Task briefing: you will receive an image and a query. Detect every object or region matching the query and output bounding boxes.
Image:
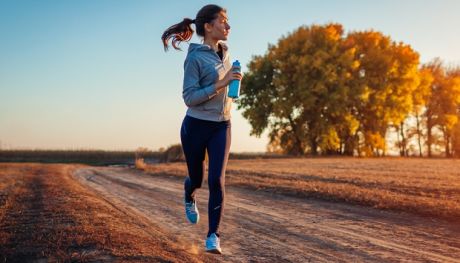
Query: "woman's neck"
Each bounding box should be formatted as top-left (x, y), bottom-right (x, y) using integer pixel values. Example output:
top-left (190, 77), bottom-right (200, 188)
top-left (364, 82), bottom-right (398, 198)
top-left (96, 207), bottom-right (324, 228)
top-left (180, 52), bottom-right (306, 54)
top-left (203, 38), bottom-right (219, 52)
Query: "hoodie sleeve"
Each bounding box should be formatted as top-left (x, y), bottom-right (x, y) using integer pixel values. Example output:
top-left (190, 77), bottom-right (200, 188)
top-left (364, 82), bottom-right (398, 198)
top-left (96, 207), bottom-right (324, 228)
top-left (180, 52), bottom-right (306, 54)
top-left (182, 56), bottom-right (219, 107)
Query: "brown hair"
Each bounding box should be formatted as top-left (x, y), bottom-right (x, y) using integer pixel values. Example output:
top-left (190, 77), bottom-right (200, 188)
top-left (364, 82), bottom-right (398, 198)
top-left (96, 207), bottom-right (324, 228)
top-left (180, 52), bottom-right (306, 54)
top-left (161, 4), bottom-right (226, 51)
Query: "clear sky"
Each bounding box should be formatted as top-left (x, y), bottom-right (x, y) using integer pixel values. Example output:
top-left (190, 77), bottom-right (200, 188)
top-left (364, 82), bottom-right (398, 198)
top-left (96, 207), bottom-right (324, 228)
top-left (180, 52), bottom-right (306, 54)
top-left (1, 0), bottom-right (459, 152)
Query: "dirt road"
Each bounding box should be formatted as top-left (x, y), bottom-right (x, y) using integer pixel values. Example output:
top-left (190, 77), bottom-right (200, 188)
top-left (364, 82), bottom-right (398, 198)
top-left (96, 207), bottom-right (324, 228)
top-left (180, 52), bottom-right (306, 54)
top-left (73, 166), bottom-right (460, 262)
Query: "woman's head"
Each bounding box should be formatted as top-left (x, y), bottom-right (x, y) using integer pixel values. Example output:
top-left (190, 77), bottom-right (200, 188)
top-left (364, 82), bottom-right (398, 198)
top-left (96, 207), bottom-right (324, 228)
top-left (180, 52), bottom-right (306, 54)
top-left (161, 4), bottom-right (230, 51)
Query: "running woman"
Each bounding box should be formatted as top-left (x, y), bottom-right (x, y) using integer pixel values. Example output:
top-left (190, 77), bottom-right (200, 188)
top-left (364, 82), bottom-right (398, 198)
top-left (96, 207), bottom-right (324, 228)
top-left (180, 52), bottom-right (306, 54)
top-left (161, 4), bottom-right (242, 254)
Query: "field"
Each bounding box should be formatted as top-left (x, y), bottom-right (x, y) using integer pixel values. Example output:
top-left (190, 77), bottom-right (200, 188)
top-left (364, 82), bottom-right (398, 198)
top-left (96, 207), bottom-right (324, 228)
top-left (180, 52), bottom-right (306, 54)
top-left (143, 157), bottom-right (460, 221)
top-left (1, 158), bottom-right (460, 262)
top-left (0, 163), bottom-right (205, 262)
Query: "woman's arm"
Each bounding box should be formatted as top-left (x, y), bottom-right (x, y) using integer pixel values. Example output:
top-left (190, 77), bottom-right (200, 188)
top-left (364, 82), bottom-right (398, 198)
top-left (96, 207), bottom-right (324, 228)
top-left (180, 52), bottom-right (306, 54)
top-left (182, 57), bottom-right (242, 107)
top-left (182, 57), bottom-right (219, 107)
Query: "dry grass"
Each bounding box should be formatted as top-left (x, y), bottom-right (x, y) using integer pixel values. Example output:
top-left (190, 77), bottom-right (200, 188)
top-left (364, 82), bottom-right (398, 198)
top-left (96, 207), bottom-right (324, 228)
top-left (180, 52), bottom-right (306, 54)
top-left (0, 163), bottom-right (208, 262)
top-left (135, 158), bottom-right (148, 170)
top-left (142, 157), bottom-right (460, 222)
top-left (0, 149), bottom-right (161, 165)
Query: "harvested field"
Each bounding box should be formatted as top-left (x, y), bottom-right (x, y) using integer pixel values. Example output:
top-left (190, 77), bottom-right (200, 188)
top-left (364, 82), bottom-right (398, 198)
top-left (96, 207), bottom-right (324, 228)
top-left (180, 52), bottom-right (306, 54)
top-left (143, 158), bottom-right (460, 221)
top-left (1, 159), bottom-right (460, 262)
top-left (0, 163), bottom-right (211, 262)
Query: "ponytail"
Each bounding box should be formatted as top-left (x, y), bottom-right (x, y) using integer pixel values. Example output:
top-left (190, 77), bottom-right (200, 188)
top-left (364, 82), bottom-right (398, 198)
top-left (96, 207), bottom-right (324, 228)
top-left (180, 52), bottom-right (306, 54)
top-left (161, 18), bottom-right (195, 51)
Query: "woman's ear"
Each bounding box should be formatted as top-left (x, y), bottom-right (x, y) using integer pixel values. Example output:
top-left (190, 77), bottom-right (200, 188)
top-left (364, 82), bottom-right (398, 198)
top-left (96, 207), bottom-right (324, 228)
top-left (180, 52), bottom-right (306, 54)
top-left (204, 22), bottom-right (213, 34)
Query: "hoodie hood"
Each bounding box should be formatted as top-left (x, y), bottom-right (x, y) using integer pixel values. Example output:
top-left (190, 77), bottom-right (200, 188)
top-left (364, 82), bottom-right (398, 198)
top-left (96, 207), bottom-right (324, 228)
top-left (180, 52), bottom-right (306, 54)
top-left (187, 42), bottom-right (228, 59)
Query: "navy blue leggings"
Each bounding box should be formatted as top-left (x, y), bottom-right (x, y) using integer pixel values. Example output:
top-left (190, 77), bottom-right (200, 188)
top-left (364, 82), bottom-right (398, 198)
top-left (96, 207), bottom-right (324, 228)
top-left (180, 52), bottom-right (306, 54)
top-left (180, 115), bottom-right (231, 237)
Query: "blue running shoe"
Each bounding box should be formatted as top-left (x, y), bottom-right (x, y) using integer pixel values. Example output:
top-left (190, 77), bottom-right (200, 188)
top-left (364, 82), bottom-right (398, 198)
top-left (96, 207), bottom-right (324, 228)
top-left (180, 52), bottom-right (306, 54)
top-left (184, 198), bottom-right (199, 224)
top-left (205, 233), bottom-right (222, 254)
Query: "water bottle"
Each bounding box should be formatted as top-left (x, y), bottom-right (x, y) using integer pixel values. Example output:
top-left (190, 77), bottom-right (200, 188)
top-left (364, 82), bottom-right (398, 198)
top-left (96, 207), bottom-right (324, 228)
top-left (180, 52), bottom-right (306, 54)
top-left (228, 60), bottom-right (241, 98)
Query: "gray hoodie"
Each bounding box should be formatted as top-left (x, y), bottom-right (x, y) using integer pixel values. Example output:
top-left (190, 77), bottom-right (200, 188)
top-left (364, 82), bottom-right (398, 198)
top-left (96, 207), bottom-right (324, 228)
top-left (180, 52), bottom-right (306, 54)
top-left (182, 42), bottom-right (233, 122)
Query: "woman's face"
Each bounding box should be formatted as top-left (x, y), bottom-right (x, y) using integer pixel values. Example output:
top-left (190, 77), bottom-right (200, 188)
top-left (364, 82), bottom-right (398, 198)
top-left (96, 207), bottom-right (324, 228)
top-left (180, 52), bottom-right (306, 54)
top-left (206, 11), bottom-right (231, 41)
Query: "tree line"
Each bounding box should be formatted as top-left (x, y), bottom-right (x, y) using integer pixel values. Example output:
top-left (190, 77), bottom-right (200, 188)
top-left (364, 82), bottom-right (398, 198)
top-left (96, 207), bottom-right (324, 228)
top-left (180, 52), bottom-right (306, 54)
top-left (239, 23), bottom-right (460, 157)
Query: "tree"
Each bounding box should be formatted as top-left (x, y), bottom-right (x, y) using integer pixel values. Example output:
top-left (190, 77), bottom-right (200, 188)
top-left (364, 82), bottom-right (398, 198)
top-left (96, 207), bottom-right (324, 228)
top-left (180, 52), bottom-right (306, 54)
top-left (344, 31), bottom-right (420, 156)
top-left (452, 121), bottom-right (460, 157)
top-left (161, 144), bottom-right (184, 162)
top-left (424, 60), bottom-right (460, 157)
top-left (239, 23), bottom-right (357, 155)
top-left (449, 67), bottom-right (460, 157)
top-left (410, 66), bottom-right (433, 156)
top-left (440, 67), bottom-right (460, 156)
top-left (424, 59), bottom-right (444, 157)
top-left (240, 24), bottom-right (421, 156)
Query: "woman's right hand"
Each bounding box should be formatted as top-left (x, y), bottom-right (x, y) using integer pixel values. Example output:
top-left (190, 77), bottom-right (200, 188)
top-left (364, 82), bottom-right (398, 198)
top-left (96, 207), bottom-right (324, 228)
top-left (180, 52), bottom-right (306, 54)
top-left (216, 66), bottom-right (243, 92)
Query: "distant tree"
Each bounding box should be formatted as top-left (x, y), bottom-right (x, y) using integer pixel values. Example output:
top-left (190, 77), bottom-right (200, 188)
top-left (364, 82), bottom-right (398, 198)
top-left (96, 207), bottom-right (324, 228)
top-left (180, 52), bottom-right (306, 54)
top-left (238, 23), bottom-right (459, 158)
top-left (424, 60), bottom-right (460, 157)
top-left (449, 67), bottom-right (460, 157)
top-left (394, 65), bottom-right (434, 157)
top-left (424, 59), bottom-right (444, 157)
top-left (441, 66), bottom-right (460, 156)
top-left (161, 144), bottom-right (185, 162)
top-left (239, 23), bottom-right (358, 155)
top-left (452, 121), bottom-right (460, 157)
top-left (344, 31), bottom-right (420, 156)
top-left (135, 147), bottom-right (151, 160)
top-left (410, 66), bottom-right (433, 156)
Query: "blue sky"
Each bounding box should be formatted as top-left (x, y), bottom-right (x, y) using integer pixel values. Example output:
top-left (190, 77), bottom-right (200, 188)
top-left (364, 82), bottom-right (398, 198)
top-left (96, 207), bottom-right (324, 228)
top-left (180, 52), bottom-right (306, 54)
top-left (1, 0), bottom-right (459, 151)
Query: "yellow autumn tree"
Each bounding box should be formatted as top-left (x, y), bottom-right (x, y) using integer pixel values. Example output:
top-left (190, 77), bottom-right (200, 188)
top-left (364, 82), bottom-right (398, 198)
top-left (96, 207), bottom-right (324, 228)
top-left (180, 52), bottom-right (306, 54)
top-left (240, 24), bottom-right (420, 157)
top-left (344, 31), bottom-right (420, 156)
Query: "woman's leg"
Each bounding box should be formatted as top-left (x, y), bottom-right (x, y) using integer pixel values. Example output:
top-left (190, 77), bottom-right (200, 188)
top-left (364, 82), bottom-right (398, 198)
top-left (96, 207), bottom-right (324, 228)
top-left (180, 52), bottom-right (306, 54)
top-left (206, 120), bottom-right (231, 237)
top-left (180, 116), bottom-right (207, 202)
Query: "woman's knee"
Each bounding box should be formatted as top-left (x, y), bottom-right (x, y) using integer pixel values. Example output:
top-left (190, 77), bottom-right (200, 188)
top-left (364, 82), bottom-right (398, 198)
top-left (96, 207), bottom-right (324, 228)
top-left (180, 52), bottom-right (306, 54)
top-left (185, 175), bottom-right (203, 190)
top-left (208, 175), bottom-right (224, 192)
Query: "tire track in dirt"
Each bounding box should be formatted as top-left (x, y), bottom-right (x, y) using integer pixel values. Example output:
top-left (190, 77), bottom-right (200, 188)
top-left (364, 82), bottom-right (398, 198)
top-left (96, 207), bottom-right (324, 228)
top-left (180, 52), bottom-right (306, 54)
top-left (1, 171), bottom-right (48, 261)
top-left (73, 167), bottom-right (460, 263)
top-left (74, 168), bottom-right (323, 262)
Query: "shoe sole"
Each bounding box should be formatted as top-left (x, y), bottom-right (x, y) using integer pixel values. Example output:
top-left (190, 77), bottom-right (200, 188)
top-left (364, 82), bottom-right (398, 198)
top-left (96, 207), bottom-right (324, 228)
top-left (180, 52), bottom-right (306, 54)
top-left (205, 248), bottom-right (222, 254)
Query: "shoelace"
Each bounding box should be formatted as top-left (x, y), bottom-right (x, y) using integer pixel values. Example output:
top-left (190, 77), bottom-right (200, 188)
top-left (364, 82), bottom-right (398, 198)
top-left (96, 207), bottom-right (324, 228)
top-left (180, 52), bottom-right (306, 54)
top-left (207, 235), bottom-right (220, 247)
top-left (185, 202), bottom-right (197, 214)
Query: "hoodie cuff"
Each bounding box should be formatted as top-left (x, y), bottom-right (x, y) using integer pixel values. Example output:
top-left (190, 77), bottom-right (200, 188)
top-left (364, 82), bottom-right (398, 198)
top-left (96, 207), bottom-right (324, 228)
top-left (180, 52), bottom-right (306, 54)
top-left (203, 84), bottom-right (218, 99)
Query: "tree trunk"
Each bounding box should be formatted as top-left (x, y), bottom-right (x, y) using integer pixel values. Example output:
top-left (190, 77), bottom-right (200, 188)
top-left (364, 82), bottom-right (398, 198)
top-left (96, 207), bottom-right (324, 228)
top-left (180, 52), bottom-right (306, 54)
top-left (310, 139), bottom-right (318, 155)
top-left (427, 116), bottom-right (433, 157)
top-left (415, 113), bottom-right (423, 157)
top-left (445, 133), bottom-right (451, 157)
top-left (400, 122), bottom-right (407, 157)
top-left (396, 126), bottom-right (403, 156)
top-left (288, 116), bottom-right (305, 156)
top-left (343, 135), bottom-right (355, 156)
top-left (339, 138), bottom-right (344, 155)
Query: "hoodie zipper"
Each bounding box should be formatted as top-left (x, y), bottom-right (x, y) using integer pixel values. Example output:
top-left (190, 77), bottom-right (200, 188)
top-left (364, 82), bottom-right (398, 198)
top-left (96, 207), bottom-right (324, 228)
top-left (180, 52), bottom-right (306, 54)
top-left (214, 45), bottom-right (227, 121)
top-left (221, 58), bottom-right (227, 121)
top-left (205, 43), bottom-right (228, 121)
